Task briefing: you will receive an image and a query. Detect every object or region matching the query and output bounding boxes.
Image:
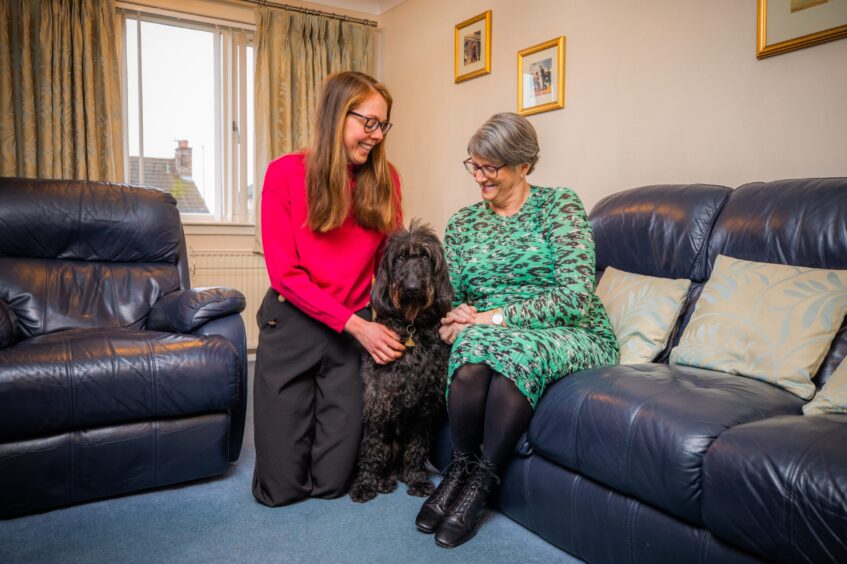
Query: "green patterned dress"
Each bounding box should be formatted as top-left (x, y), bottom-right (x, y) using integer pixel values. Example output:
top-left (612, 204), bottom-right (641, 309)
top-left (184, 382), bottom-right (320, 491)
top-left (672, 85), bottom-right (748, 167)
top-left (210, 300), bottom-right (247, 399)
top-left (445, 186), bottom-right (619, 409)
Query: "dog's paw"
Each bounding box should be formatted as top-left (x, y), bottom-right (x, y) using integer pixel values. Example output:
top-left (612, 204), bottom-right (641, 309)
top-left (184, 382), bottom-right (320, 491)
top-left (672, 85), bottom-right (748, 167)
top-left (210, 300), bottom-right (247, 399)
top-left (349, 482), bottom-right (378, 503)
top-left (376, 478), bottom-right (397, 494)
top-left (406, 480), bottom-right (436, 497)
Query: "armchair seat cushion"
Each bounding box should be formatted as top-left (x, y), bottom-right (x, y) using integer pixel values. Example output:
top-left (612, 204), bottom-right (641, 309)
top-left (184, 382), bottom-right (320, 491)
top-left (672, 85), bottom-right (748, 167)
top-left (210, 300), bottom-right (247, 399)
top-left (529, 364), bottom-right (805, 525)
top-left (0, 328), bottom-right (240, 442)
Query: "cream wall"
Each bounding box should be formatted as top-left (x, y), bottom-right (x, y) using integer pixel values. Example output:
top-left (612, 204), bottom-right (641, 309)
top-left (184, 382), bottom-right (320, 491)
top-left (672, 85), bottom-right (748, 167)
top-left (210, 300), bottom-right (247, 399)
top-left (377, 0), bottom-right (847, 236)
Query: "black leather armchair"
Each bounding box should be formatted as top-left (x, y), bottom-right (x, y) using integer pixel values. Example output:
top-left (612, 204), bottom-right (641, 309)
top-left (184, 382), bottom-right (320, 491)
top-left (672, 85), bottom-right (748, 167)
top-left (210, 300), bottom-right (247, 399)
top-left (0, 178), bottom-right (247, 518)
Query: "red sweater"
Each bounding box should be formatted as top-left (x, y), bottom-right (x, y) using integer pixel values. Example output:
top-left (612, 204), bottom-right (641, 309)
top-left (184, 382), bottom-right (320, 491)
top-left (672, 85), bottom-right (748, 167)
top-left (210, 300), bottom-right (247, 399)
top-left (261, 152), bottom-right (401, 332)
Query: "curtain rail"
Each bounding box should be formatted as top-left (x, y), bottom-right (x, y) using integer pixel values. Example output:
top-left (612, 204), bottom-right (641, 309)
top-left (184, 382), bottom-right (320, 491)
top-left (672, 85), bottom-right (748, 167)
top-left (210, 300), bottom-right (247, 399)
top-left (115, 1), bottom-right (378, 29)
top-left (243, 0), bottom-right (378, 27)
top-left (116, 1), bottom-right (256, 30)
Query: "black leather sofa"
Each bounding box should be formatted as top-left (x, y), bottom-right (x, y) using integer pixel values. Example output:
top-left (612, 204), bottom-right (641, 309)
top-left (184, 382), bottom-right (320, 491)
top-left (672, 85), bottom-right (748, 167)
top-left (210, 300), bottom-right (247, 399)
top-left (0, 178), bottom-right (248, 518)
top-left (436, 177), bottom-right (847, 563)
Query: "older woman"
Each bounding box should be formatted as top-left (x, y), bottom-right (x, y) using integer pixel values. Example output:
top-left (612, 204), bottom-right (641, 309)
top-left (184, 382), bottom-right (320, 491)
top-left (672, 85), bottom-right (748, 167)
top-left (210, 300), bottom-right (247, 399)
top-left (415, 113), bottom-right (619, 548)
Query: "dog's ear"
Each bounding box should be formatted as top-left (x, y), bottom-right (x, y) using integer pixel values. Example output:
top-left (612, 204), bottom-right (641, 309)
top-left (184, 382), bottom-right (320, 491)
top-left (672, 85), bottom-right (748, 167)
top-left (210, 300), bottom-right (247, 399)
top-left (432, 238), bottom-right (454, 317)
top-left (371, 243), bottom-right (393, 317)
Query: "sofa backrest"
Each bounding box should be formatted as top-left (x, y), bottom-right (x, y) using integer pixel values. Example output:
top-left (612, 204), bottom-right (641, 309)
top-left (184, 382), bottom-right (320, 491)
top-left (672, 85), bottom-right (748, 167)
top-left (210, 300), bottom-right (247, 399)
top-left (703, 177), bottom-right (847, 387)
top-left (590, 184), bottom-right (732, 363)
top-left (591, 184), bottom-right (732, 280)
top-left (0, 178), bottom-right (191, 338)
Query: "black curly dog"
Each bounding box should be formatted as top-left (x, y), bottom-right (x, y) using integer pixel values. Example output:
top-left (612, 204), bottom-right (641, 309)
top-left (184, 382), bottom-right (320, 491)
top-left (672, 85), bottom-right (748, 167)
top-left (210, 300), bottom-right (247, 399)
top-left (349, 221), bottom-right (453, 503)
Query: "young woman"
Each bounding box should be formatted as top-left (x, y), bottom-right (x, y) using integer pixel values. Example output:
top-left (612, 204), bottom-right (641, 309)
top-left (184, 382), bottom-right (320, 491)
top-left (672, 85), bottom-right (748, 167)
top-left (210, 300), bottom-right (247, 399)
top-left (253, 71), bottom-right (404, 507)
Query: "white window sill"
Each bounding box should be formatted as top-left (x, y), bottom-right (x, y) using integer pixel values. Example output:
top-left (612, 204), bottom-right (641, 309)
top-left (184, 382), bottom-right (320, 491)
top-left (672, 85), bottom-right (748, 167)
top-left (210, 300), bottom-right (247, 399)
top-left (183, 222), bottom-right (255, 236)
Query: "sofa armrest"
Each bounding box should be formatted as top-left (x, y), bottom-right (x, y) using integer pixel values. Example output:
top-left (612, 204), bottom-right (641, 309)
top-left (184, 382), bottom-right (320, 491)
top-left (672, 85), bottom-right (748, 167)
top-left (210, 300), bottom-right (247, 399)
top-left (148, 287), bottom-right (246, 334)
top-left (0, 300), bottom-right (17, 349)
top-left (703, 414), bottom-right (847, 563)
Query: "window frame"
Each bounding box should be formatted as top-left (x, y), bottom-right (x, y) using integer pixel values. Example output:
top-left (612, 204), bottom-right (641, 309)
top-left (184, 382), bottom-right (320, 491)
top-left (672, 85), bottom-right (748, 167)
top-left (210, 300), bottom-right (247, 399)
top-left (119, 7), bottom-right (255, 225)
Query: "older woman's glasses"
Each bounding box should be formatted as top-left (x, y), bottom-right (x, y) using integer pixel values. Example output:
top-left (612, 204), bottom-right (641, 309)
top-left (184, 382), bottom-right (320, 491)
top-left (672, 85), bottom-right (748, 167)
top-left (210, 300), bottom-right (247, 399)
top-left (348, 110), bottom-right (393, 134)
top-left (463, 158), bottom-right (507, 179)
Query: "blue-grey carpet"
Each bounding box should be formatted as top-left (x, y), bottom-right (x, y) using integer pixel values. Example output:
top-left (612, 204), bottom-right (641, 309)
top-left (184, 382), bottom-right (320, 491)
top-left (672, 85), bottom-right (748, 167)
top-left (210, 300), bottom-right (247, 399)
top-left (0, 363), bottom-right (578, 563)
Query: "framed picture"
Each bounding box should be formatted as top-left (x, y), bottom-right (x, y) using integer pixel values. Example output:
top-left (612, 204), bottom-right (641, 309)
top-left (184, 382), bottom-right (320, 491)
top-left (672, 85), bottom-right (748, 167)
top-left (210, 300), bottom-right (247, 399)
top-left (757, 0), bottom-right (847, 59)
top-left (455, 11), bottom-right (492, 83)
top-left (517, 36), bottom-right (565, 116)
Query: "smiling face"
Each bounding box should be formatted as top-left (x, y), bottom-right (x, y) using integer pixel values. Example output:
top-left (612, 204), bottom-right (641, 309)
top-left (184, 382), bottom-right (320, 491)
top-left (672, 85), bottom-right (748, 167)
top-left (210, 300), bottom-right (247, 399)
top-left (343, 92), bottom-right (388, 165)
top-left (468, 154), bottom-right (530, 209)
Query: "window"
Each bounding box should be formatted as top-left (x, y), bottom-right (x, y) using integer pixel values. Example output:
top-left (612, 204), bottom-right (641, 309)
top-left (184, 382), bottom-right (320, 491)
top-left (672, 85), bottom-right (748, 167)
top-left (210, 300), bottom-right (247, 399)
top-left (122, 11), bottom-right (254, 223)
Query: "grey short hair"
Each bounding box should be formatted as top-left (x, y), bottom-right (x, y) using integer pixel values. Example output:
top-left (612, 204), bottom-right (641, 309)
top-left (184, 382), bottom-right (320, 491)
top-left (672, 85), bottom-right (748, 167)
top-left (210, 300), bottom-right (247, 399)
top-left (467, 112), bottom-right (540, 174)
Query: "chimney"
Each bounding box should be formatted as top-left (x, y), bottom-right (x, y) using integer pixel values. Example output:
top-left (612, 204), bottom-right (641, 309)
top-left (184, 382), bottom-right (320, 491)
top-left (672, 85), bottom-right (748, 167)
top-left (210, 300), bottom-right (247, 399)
top-left (174, 140), bottom-right (193, 178)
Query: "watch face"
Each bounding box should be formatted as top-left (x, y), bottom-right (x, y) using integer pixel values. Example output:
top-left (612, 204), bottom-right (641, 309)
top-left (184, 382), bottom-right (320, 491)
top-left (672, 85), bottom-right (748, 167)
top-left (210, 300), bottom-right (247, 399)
top-left (492, 312), bottom-right (503, 326)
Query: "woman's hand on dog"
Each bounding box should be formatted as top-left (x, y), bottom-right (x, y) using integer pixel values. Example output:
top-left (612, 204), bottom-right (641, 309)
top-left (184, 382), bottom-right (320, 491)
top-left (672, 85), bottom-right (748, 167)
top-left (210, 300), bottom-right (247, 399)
top-left (345, 314), bottom-right (405, 364)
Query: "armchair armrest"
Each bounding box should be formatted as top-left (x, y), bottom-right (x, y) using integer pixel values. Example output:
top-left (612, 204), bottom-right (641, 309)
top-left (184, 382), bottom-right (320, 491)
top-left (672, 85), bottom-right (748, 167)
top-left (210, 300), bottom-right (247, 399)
top-left (148, 287), bottom-right (246, 334)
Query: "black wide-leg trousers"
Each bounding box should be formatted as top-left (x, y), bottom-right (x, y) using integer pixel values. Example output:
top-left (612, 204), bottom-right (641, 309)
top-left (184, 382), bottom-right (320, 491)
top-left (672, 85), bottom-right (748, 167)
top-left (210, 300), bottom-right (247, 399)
top-left (252, 288), bottom-right (367, 507)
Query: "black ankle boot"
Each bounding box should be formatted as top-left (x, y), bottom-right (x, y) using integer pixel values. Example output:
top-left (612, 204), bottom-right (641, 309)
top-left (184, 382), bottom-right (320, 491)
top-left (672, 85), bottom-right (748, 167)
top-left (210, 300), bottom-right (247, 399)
top-left (434, 455), bottom-right (500, 548)
top-left (415, 451), bottom-right (474, 534)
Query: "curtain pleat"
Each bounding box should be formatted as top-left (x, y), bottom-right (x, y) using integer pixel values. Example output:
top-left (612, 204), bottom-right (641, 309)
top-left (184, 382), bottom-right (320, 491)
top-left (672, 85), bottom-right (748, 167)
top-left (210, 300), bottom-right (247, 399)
top-left (0, 0), bottom-right (123, 181)
top-left (252, 5), bottom-right (376, 253)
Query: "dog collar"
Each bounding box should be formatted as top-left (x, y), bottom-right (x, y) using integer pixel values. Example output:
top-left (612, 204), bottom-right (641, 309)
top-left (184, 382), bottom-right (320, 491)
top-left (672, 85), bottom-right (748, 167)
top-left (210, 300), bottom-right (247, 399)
top-left (403, 325), bottom-right (416, 348)
top-left (371, 309), bottom-right (417, 348)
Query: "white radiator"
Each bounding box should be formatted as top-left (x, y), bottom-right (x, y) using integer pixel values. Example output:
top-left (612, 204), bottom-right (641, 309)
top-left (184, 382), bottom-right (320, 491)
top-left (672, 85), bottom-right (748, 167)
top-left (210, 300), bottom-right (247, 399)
top-left (189, 250), bottom-right (268, 350)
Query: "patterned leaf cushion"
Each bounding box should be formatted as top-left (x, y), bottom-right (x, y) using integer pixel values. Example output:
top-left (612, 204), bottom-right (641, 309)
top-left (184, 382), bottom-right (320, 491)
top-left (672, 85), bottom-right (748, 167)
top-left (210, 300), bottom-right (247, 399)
top-left (670, 255), bottom-right (847, 399)
top-left (803, 358), bottom-right (847, 415)
top-left (595, 267), bottom-right (691, 364)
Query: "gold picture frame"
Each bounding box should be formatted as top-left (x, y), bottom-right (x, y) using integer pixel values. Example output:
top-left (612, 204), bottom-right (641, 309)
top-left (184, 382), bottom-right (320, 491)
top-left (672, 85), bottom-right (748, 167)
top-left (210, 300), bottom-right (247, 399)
top-left (757, 0), bottom-right (847, 59)
top-left (517, 36), bottom-right (565, 116)
top-left (455, 11), bottom-right (492, 83)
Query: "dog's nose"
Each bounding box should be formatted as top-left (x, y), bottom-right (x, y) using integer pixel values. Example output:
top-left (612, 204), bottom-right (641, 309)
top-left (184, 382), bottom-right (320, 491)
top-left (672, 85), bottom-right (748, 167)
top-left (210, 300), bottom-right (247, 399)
top-left (405, 282), bottom-right (421, 295)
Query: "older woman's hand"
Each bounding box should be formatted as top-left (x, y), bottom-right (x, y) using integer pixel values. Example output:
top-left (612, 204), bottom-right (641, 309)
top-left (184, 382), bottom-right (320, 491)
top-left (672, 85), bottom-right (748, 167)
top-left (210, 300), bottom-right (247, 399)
top-left (441, 303), bottom-right (477, 326)
top-left (439, 303), bottom-right (476, 344)
top-left (439, 321), bottom-right (471, 345)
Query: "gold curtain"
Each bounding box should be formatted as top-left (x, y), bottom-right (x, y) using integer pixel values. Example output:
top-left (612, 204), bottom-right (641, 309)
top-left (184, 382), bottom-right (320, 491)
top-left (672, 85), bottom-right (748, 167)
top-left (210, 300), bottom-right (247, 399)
top-left (0, 0), bottom-right (123, 181)
top-left (253, 6), bottom-right (376, 253)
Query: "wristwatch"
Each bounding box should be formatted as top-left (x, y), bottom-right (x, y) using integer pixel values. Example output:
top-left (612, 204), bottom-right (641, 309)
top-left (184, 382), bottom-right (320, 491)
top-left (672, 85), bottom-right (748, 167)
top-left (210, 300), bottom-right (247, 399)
top-left (491, 308), bottom-right (505, 326)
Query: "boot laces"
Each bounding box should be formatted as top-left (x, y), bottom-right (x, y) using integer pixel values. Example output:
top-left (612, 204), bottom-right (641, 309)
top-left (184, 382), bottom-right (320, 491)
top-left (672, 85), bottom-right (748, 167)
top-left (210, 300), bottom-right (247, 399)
top-left (440, 452), bottom-right (473, 479)
top-left (451, 456), bottom-right (500, 516)
top-left (430, 452), bottom-right (474, 505)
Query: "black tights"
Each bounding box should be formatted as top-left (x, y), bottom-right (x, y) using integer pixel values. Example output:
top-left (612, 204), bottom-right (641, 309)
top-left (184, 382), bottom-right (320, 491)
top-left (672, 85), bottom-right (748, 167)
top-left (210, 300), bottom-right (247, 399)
top-left (447, 363), bottom-right (533, 472)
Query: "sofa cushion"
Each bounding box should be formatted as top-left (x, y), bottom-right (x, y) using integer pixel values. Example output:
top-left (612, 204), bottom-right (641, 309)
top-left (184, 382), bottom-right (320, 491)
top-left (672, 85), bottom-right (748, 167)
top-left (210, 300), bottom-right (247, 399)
top-left (595, 267), bottom-right (691, 363)
top-left (671, 255), bottom-right (847, 399)
top-left (0, 328), bottom-right (240, 441)
top-left (706, 177), bottom-right (847, 386)
top-left (529, 364), bottom-right (804, 525)
top-left (702, 414), bottom-right (847, 564)
top-left (804, 358), bottom-right (847, 415)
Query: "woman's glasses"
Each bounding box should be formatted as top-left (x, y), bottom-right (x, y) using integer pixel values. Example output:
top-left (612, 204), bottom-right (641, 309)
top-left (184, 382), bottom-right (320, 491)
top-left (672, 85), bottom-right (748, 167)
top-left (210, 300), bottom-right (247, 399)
top-left (348, 110), bottom-right (393, 134)
top-left (463, 158), bottom-right (507, 179)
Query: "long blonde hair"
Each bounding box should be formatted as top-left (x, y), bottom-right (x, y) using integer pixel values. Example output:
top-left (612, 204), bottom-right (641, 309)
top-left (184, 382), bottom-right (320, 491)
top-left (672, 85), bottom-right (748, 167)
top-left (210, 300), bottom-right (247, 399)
top-left (306, 71), bottom-right (400, 234)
